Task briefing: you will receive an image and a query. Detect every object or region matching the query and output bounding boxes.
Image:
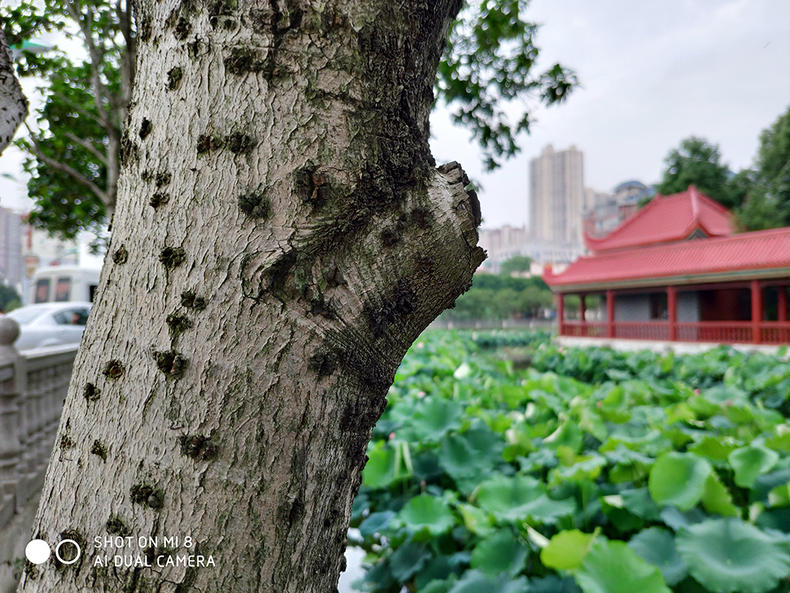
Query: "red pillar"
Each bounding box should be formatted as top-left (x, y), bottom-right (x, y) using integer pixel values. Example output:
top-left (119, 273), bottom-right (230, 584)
top-left (580, 294), bottom-right (586, 323)
top-left (606, 290), bottom-right (615, 338)
top-left (779, 286), bottom-right (787, 323)
top-left (751, 280), bottom-right (762, 343)
top-left (667, 285), bottom-right (677, 341)
top-left (557, 293), bottom-right (565, 335)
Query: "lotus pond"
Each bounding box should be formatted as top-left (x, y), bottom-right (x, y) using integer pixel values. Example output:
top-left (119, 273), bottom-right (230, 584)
top-left (351, 330), bottom-right (790, 593)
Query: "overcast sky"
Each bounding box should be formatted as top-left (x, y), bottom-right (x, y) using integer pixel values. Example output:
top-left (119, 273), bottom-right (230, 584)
top-left (1, 0), bottom-right (789, 233)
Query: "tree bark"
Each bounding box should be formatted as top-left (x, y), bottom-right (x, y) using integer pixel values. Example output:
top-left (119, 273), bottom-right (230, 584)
top-left (19, 1), bottom-right (483, 592)
top-left (0, 29), bottom-right (27, 155)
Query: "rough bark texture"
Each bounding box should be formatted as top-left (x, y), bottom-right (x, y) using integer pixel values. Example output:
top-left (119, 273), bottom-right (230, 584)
top-left (0, 29), bottom-right (27, 155)
top-left (19, 1), bottom-right (484, 592)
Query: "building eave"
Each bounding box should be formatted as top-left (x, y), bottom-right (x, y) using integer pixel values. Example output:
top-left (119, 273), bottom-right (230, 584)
top-left (548, 267), bottom-right (790, 293)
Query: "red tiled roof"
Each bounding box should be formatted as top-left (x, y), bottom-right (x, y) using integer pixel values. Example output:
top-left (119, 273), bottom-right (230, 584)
top-left (545, 227), bottom-right (790, 289)
top-left (585, 186), bottom-right (734, 252)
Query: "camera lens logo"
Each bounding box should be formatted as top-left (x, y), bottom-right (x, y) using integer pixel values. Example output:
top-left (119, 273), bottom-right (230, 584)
top-left (55, 539), bottom-right (82, 564)
top-left (24, 540), bottom-right (50, 565)
top-left (25, 539), bottom-right (82, 565)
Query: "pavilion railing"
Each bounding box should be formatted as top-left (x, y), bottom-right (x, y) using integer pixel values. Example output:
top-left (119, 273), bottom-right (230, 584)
top-left (0, 317), bottom-right (77, 531)
top-left (560, 320), bottom-right (790, 345)
top-left (761, 323), bottom-right (790, 345)
top-left (559, 321), bottom-right (607, 337)
top-left (614, 322), bottom-right (671, 341)
top-left (675, 322), bottom-right (753, 344)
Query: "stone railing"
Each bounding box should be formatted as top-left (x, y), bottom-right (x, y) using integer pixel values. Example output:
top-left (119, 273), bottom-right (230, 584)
top-left (0, 316), bottom-right (78, 530)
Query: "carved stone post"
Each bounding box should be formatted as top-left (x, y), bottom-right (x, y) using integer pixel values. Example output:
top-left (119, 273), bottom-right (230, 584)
top-left (0, 316), bottom-right (21, 526)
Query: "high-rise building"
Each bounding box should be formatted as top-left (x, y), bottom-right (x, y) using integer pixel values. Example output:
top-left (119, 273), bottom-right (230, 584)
top-left (529, 145), bottom-right (585, 246)
top-left (0, 206), bottom-right (23, 288)
top-left (583, 180), bottom-right (654, 237)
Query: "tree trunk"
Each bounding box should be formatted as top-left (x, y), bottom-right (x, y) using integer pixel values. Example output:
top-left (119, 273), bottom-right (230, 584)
top-left (19, 1), bottom-right (483, 592)
top-left (0, 29), bottom-right (27, 155)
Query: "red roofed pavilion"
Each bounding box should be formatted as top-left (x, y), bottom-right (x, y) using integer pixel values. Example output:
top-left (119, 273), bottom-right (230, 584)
top-left (544, 186), bottom-right (790, 345)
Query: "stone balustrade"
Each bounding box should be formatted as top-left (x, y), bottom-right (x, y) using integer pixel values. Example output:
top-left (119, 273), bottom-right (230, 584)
top-left (0, 316), bottom-right (78, 530)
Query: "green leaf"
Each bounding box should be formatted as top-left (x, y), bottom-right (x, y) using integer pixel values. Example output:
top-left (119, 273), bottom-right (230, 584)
top-left (628, 527), bottom-right (687, 586)
top-left (529, 575), bottom-right (583, 593)
top-left (420, 580), bottom-right (451, 593)
top-left (620, 488), bottom-right (662, 521)
top-left (359, 511), bottom-right (396, 538)
top-left (458, 503), bottom-right (496, 537)
top-left (543, 420), bottom-right (583, 453)
top-left (649, 452), bottom-right (712, 510)
top-left (768, 482), bottom-right (790, 507)
top-left (476, 475), bottom-right (575, 524)
top-left (402, 398), bottom-right (464, 442)
top-left (575, 539), bottom-right (671, 593)
top-left (415, 555), bottom-right (455, 591)
top-left (447, 570), bottom-right (529, 593)
top-left (660, 507), bottom-right (706, 531)
top-left (701, 472), bottom-right (739, 517)
top-left (470, 529), bottom-right (528, 577)
top-left (541, 529), bottom-right (595, 571)
top-left (389, 541), bottom-right (431, 582)
top-left (729, 445), bottom-right (779, 488)
top-left (552, 455), bottom-right (606, 484)
top-left (439, 424), bottom-right (504, 494)
top-left (362, 442), bottom-right (409, 489)
top-left (399, 495), bottom-right (456, 536)
top-left (688, 436), bottom-right (739, 462)
top-left (676, 518), bottom-right (790, 593)
top-left (765, 431), bottom-right (790, 453)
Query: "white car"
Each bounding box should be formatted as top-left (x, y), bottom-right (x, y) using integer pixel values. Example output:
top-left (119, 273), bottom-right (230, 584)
top-left (5, 302), bottom-right (92, 351)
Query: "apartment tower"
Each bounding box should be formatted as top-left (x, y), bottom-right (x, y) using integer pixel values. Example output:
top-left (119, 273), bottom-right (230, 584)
top-left (529, 145), bottom-right (585, 246)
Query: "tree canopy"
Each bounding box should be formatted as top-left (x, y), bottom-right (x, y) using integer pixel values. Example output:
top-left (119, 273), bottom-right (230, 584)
top-left (655, 107), bottom-right (790, 232)
top-left (500, 254), bottom-right (533, 275)
top-left (0, 283), bottom-right (21, 312)
top-left (2, 0), bottom-right (577, 240)
top-left (1, 0), bottom-right (135, 241)
top-left (656, 136), bottom-right (740, 209)
top-left (441, 269), bottom-right (553, 321)
top-left (737, 105), bottom-right (790, 230)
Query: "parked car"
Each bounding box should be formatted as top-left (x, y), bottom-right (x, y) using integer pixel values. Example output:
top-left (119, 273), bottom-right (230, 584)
top-left (5, 302), bottom-right (92, 350)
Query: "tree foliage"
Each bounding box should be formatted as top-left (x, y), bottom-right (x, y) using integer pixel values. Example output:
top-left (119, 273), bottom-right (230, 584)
top-left (656, 137), bottom-right (740, 209)
top-left (500, 255), bottom-right (533, 275)
top-left (0, 283), bottom-right (22, 312)
top-left (736, 105), bottom-right (790, 230)
top-left (655, 107), bottom-right (790, 232)
top-left (438, 0), bottom-right (578, 170)
top-left (442, 271), bottom-right (553, 320)
top-left (2, 0), bottom-right (576, 239)
top-left (1, 0), bottom-right (135, 240)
